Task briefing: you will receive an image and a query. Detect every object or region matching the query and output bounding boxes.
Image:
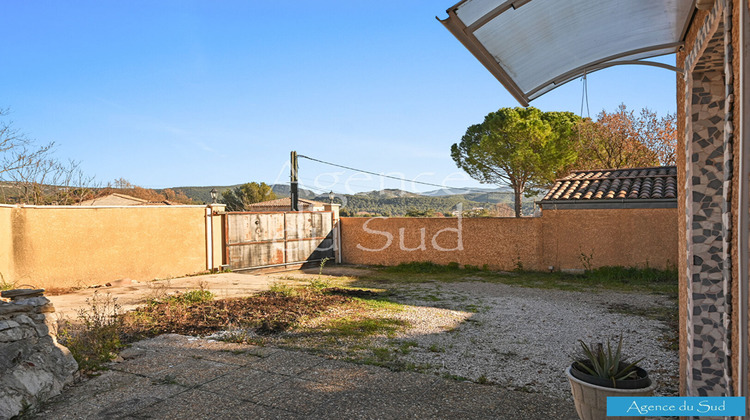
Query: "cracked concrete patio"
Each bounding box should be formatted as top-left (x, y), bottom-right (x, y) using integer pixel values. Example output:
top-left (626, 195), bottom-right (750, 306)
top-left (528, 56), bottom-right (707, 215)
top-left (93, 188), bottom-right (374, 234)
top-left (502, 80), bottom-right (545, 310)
top-left (38, 334), bottom-right (578, 419)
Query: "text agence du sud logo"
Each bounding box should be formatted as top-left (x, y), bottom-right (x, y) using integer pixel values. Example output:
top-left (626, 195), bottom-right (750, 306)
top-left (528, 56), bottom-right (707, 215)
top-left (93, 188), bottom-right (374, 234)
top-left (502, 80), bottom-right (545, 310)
top-left (607, 397), bottom-right (746, 417)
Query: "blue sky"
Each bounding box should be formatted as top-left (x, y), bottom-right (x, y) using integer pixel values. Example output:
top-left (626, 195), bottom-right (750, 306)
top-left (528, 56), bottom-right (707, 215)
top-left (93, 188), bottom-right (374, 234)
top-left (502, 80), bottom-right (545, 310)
top-left (0, 1), bottom-right (678, 194)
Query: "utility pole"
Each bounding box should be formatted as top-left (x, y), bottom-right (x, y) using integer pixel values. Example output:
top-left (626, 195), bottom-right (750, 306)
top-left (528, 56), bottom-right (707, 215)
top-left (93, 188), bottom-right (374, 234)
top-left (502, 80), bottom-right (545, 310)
top-left (290, 151), bottom-right (299, 211)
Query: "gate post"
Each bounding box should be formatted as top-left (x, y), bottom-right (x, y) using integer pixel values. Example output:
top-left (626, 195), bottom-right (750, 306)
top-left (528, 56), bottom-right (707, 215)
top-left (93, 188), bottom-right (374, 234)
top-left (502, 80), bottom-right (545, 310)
top-left (207, 204), bottom-right (226, 271)
top-left (325, 203), bottom-right (341, 263)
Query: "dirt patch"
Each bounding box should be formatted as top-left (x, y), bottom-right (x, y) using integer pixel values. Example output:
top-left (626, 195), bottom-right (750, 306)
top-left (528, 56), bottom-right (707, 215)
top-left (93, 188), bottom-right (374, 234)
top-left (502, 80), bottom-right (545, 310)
top-left (122, 290), bottom-right (352, 339)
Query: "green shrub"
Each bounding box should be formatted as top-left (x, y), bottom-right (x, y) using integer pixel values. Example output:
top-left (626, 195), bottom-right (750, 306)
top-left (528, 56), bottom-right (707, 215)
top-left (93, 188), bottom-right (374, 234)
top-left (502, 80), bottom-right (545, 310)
top-left (382, 261), bottom-right (466, 273)
top-left (308, 278), bottom-right (330, 291)
top-left (58, 291), bottom-right (124, 373)
top-left (587, 266), bottom-right (677, 284)
top-left (169, 289), bottom-right (215, 305)
top-left (325, 317), bottom-right (408, 338)
top-left (268, 282), bottom-right (298, 297)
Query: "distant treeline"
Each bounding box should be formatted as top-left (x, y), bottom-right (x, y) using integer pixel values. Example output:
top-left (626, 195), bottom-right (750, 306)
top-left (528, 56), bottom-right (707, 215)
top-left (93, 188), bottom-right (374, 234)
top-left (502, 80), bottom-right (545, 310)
top-left (331, 195), bottom-right (537, 217)
top-left (165, 184), bottom-right (538, 216)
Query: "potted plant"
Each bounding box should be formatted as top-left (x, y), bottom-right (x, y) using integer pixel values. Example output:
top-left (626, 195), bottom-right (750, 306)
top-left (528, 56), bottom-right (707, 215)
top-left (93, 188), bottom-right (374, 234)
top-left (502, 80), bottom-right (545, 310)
top-left (565, 336), bottom-right (656, 420)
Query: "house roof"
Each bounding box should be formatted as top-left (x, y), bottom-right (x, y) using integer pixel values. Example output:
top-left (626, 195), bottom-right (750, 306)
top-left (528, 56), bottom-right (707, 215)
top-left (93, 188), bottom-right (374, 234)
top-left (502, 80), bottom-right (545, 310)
top-left (439, 0), bottom-right (693, 106)
top-left (78, 193), bottom-right (177, 206)
top-left (539, 166), bottom-right (677, 209)
top-left (78, 193), bottom-right (149, 206)
top-left (246, 197), bottom-right (327, 208)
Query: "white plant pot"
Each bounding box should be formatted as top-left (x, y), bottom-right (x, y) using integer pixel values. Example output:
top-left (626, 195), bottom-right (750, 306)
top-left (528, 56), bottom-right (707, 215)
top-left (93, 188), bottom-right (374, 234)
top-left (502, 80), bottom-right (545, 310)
top-left (565, 366), bottom-right (657, 420)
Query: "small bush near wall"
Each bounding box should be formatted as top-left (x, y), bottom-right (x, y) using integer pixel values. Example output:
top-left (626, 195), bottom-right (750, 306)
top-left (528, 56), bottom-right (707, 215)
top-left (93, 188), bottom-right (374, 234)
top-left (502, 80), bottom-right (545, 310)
top-left (586, 266), bottom-right (678, 285)
top-left (380, 261), bottom-right (481, 274)
top-left (363, 261), bottom-right (678, 295)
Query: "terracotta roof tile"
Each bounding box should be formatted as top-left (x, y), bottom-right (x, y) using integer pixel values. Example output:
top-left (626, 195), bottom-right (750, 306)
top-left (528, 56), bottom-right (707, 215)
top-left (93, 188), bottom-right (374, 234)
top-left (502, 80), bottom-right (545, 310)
top-left (541, 165), bottom-right (678, 202)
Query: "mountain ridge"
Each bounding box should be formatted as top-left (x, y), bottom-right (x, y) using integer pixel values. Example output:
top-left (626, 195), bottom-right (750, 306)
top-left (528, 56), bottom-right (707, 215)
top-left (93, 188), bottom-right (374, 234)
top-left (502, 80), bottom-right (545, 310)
top-left (162, 184), bottom-right (536, 216)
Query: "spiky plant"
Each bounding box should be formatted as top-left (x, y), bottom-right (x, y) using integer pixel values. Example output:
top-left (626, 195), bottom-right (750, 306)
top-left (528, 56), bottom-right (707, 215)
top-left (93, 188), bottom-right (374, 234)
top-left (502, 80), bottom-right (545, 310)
top-left (573, 336), bottom-right (644, 387)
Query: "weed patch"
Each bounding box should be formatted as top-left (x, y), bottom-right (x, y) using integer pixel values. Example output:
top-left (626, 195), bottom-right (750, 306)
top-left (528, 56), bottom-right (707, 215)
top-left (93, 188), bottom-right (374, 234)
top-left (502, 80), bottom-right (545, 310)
top-left (397, 340), bottom-right (419, 354)
top-left (323, 317), bottom-right (408, 338)
top-left (159, 289), bottom-right (215, 305)
top-left (364, 262), bottom-right (677, 296)
top-left (57, 291), bottom-right (124, 373)
top-left (428, 343), bottom-right (445, 353)
top-left (0, 272), bottom-right (15, 291)
top-left (123, 288), bottom-right (350, 339)
top-left (323, 287), bottom-right (404, 312)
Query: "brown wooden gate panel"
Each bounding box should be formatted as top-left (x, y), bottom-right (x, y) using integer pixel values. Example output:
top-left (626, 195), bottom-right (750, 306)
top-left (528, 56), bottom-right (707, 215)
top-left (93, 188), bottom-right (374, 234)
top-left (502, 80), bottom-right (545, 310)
top-left (225, 211), bottom-right (335, 270)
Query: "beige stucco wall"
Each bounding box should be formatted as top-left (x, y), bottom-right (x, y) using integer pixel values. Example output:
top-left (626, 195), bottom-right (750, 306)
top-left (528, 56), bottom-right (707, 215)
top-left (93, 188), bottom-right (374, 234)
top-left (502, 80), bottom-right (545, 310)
top-left (341, 216), bottom-right (543, 271)
top-left (6, 205), bottom-right (223, 290)
top-left (540, 208), bottom-right (678, 270)
top-left (0, 206), bottom-right (13, 287)
top-left (341, 208), bottom-right (677, 271)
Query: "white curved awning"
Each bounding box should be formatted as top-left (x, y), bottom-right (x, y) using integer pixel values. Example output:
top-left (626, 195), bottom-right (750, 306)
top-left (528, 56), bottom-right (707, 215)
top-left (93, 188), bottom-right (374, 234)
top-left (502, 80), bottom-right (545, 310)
top-left (440, 0), bottom-right (695, 105)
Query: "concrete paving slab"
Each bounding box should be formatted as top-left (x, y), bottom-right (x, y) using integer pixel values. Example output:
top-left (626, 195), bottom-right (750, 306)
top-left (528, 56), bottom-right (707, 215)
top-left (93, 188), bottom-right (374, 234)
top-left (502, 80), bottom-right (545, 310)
top-left (151, 357), bottom-right (236, 388)
top-left (310, 393), bottom-right (442, 420)
top-left (249, 348), bottom-right (326, 376)
top-left (352, 369), bottom-right (442, 397)
top-left (199, 367), bottom-right (288, 397)
top-left (111, 353), bottom-right (193, 379)
top-left (247, 377), bottom-right (347, 415)
top-left (121, 334), bottom-right (274, 369)
top-left (87, 373), bottom-right (184, 410)
top-left (298, 358), bottom-right (387, 386)
top-left (41, 400), bottom-right (103, 420)
top-left (39, 371), bottom-right (187, 420)
top-left (179, 346), bottom-right (266, 367)
top-left (129, 389), bottom-right (247, 420)
top-left (426, 379), bottom-right (579, 420)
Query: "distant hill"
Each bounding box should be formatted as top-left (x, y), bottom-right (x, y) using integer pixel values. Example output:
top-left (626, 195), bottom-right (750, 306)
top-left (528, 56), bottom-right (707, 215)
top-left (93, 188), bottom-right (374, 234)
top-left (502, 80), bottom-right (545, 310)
top-left (269, 184), bottom-right (317, 200)
top-left (165, 183), bottom-right (539, 216)
top-left (163, 184), bottom-right (316, 204)
top-left (421, 186), bottom-right (513, 196)
top-left (353, 189), bottom-right (421, 199)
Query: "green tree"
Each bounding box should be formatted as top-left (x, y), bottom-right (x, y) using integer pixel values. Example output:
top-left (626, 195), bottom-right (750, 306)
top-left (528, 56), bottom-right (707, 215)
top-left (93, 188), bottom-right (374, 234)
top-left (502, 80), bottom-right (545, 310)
top-left (404, 208), bottom-right (437, 217)
top-left (220, 182), bottom-right (277, 211)
top-left (451, 107), bottom-right (580, 217)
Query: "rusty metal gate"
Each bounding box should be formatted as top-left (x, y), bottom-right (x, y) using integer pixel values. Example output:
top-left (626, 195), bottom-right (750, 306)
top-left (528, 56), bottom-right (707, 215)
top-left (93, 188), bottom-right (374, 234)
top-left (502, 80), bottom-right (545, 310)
top-left (225, 211), bottom-right (335, 270)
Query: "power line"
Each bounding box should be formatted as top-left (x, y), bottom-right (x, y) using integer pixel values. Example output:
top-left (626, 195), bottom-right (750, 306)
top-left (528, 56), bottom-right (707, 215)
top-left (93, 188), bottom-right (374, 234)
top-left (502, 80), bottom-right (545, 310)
top-left (298, 182), bottom-right (332, 195)
top-left (298, 153), bottom-right (504, 192)
top-left (300, 177), bottom-right (427, 193)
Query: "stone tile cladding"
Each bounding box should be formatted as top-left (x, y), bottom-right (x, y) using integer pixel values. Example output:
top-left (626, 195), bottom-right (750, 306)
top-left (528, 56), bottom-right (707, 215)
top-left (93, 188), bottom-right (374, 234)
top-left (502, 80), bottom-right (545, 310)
top-left (542, 166), bottom-right (677, 202)
top-left (684, 0), bottom-right (735, 400)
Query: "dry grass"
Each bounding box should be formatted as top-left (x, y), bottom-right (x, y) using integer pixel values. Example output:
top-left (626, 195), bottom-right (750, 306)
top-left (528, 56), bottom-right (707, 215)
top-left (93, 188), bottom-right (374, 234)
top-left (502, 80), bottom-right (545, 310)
top-left (121, 287), bottom-right (353, 340)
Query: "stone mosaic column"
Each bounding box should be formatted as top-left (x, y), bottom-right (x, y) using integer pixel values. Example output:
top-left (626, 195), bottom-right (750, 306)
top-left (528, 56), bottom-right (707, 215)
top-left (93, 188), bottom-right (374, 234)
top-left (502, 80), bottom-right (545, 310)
top-left (683, 0), bottom-right (735, 399)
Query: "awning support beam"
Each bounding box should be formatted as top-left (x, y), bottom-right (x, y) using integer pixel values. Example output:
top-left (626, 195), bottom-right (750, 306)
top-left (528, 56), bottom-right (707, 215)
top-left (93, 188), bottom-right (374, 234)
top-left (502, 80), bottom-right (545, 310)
top-left (526, 41), bottom-right (685, 100)
top-left (585, 60), bottom-right (684, 74)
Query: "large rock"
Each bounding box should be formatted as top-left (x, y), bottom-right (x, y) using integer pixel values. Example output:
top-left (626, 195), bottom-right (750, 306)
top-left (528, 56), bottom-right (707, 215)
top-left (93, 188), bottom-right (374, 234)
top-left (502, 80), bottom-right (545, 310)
top-left (0, 291), bottom-right (77, 420)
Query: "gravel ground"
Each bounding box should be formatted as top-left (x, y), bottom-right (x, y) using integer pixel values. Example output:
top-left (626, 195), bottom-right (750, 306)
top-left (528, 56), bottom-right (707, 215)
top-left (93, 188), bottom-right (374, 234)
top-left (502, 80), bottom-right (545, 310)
top-left (377, 282), bottom-right (678, 401)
